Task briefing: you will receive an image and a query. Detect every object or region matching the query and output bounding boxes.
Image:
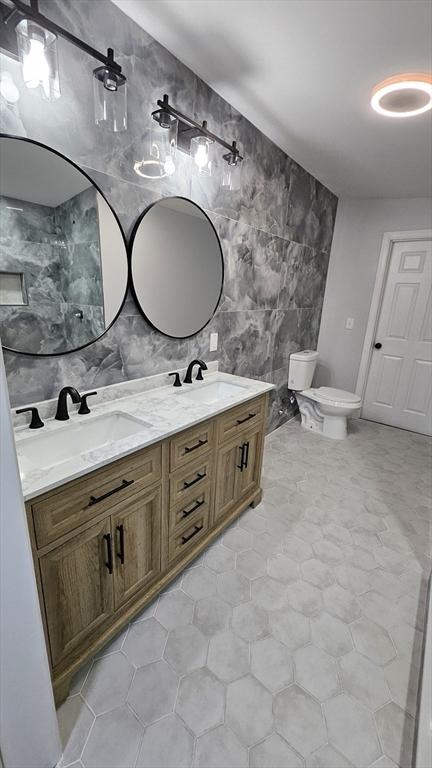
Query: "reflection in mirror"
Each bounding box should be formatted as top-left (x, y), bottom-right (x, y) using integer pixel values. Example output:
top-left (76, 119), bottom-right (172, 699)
top-left (130, 197), bottom-right (224, 338)
top-left (0, 136), bottom-right (128, 355)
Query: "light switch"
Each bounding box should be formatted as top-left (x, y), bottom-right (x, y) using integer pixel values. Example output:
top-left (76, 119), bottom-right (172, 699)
top-left (345, 317), bottom-right (354, 330)
top-left (210, 332), bottom-right (218, 351)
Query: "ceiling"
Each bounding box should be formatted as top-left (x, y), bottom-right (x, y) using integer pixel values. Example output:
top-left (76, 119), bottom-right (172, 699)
top-left (0, 126), bottom-right (91, 206)
top-left (113, 0), bottom-right (432, 198)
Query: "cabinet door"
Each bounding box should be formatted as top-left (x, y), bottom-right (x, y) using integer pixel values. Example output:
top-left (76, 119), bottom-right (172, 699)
top-left (235, 427), bottom-right (262, 500)
top-left (214, 438), bottom-right (244, 522)
top-left (40, 518), bottom-right (114, 667)
top-left (112, 488), bottom-right (161, 609)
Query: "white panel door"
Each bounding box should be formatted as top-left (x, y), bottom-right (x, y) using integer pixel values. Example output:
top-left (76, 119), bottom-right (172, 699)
top-left (363, 239), bottom-right (432, 435)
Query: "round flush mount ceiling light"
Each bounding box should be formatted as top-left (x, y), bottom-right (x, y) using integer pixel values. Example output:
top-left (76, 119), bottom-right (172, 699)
top-left (371, 73), bottom-right (432, 118)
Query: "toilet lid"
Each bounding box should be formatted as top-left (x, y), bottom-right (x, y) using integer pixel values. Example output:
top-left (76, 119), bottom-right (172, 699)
top-left (314, 387), bottom-right (361, 404)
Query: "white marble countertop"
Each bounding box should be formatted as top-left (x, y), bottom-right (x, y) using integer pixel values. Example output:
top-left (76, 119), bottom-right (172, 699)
top-left (15, 371), bottom-right (274, 502)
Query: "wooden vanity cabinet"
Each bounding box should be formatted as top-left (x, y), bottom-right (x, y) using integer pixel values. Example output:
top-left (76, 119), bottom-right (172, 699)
top-left (214, 423), bottom-right (263, 523)
top-left (25, 393), bottom-right (268, 705)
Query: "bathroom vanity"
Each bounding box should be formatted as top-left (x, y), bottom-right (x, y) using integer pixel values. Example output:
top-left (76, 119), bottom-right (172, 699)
top-left (18, 373), bottom-right (271, 704)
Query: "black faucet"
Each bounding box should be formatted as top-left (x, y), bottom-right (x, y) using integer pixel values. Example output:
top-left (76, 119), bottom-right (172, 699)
top-left (183, 359), bottom-right (208, 384)
top-left (55, 386), bottom-right (81, 421)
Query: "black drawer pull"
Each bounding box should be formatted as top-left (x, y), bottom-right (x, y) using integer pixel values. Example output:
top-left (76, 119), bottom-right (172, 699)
top-left (116, 524), bottom-right (125, 564)
top-left (182, 498), bottom-right (205, 519)
top-left (88, 478), bottom-right (134, 507)
top-left (181, 524), bottom-right (203, 544)
top-left (236, 412), bottom-right (255, 425)
top-left (184, 438), bottom-right (208, 454)
top-left (243, 440), bottom-right (250, 469)
top-left (103, 533), bottom-right (113, 574)
top-left (237, 443), bottom-right (246, 471)
top-left (183, 471), bottom-right (206, 490)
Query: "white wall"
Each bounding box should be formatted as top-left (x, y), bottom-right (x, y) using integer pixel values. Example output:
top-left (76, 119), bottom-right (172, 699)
top-left (0, 345), bottom-right (61, 768)
top-left (317, 197), bottom-right (432, 391)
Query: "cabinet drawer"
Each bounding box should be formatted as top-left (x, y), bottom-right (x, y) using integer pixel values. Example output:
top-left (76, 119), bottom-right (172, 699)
top-left (169, 483), bottom-right (212, 531)
top-left (170, 420), bottom-right (215, 472)
top-left (169, 456), bottom-right (213, 508)
top-left (32, 444), bottom-right (162, 548)
top-left (217, 396), bottom-right (265, 444)
top-left (168, 509), bottom-right (209, 564)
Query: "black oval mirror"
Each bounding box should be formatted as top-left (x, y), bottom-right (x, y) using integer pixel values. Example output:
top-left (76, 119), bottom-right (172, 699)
top-left (129, 197), bottom-right (224, 338)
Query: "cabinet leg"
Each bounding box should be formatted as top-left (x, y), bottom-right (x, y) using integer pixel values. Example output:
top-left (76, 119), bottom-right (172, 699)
top-left (250, 488), bottom-right (263, 508)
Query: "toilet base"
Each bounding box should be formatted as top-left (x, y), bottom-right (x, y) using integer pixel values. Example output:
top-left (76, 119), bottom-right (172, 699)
top-left (296, 394), bottom-right (349, 440)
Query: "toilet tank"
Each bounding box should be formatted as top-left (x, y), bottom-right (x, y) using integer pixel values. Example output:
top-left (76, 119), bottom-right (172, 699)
top-left (288, 350), bottom-right (319, 390)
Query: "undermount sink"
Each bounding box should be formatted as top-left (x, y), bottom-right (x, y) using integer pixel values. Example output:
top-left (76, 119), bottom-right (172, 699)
top-left (16, 412), bottom-right (152, 475)
top-left (178, 380), bottom-right (248, 405)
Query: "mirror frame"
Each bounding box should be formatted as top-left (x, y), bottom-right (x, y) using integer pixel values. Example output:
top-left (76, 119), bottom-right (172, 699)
top-left (0, 133), bottom-right (129, 357)
top-left (129, 196), bottom-right (224, 339)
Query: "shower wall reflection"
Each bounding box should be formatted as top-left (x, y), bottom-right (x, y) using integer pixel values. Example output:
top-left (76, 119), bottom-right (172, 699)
top-left (0, 136), bottom-right (128, 356)
top-left (0, 187), bottom-right (104, 354)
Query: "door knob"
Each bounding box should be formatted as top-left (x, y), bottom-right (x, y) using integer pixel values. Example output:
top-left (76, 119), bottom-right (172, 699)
top-left (374, 342), bottom-right (382, 349)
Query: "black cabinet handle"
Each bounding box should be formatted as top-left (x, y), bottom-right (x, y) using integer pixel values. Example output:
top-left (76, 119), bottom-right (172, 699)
top-left (181, 525), bottom-right (203, 544)
top-left (184, 438), bottom-right (207, 454)
top-left (88, 479), bottom-right (134, 507)
top-left (103, 533), bottom-right (113, 574)
top-left (236, 412), bottom-right (255, 425)
top-left (243, 441), bottom-right (250, 470)
top-left (374, 342), bottom-right (382, 350)
top-left (182, 498), bottom-right (205, 519)
top-left (16, 406), bottom-right (44, 429)
top-left (116, 524), bottom-right (125, 564)
top-left (183, 472), bottom-right (206, 490)
top-left (237, 444), bottom-right (246, 471)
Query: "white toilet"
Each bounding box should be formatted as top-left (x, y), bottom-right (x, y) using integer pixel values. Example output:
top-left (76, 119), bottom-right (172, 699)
top-left (289, 350), bottom-right (362, 439)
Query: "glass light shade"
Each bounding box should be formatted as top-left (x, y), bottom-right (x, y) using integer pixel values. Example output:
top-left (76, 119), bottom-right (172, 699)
top-left (16, 19), bottom-right (60, 100)
top-left (93, 68), bottom-right (127, 132)
top-left (150, 117), bottom-right (178, 176)
top-left (0, 72), bottom-right (20, 104)
top-left (191, 135), bottom-right (212, 176)
top-left (221, 160), bottom-right (242, 191)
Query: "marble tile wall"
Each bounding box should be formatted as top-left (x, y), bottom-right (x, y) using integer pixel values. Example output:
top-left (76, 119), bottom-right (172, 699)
top-left (0, 0), bottom-right (337, 430)
top-left (0, 187), bottom-right (104, 352)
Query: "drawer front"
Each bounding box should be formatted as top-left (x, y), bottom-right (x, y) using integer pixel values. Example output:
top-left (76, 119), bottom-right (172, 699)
top-left (169, 456), bottom-right (213, 508)
top-left (169, 483), bottom-right (212, 532)
top-left (217, 396), bottom-right (265, 444)
top-left (168, 509), bottom-right (209, 564)
top-left (32, 444), bottom-right (162, 548)
top-left (170, 420), bottom-right (215, 472)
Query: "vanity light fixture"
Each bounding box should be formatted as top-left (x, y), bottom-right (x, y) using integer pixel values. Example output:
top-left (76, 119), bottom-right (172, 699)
top-left (191, 133), bottom-right (213, 176)
top-left (4, 0), bottom-right (127, 129)
top-left (371, 73), bottom-right (432, 118)
top-left (148, 94), bottom-right (244, 185)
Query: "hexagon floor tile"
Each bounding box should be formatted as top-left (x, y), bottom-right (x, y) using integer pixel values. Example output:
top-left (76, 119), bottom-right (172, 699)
top-left (226, 674), bottom-right (274, 746)
top-left (294, 644), bottom-right (340, 701)
top-left (176, 668), bottom-right (225, 736)
top-left (250, 732), bottom-right (304, 768)
top-left (127, 659), bottom-right (178, 725)
top-left (274, 684), bottom-right (327, 756)
top-left (324, 693), bottom-right (382, 765)
top-left (194, 724), bottom-right (247, 768)
top-left (136, 714), bottom-right (193, 768)
top-left (63, 419), bottom-right (427, 768)
top-left (207, 630), bottom-right (250, 682)
top-left (251, 636), bottom-right (294, 692)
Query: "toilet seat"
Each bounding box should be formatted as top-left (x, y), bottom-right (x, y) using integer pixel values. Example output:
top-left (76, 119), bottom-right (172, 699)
top-left (302, 387), bottom-right (362, 407)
